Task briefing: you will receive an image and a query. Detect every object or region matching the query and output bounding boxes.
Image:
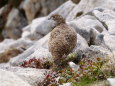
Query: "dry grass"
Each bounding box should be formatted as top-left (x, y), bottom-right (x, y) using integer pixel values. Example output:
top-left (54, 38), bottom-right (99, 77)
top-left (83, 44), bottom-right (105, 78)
top-left (0, 48), bottom-right (22, 63)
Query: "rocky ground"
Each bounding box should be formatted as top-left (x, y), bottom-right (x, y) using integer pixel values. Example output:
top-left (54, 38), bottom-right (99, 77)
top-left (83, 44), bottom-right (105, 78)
top-left (0, 0), bottom-right (115, 86)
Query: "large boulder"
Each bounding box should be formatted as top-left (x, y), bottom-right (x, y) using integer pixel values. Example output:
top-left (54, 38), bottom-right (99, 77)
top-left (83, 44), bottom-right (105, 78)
top-left (0, 38), bottom-right (33, 63)
top-left (67, 0), bottom-right (115, 21)
top-left (9, 33), bottom-right (51, 66)
top-left (4, 8), bottom-right (27, 39)
top-left (0, 69), bottom-right (31, 86)
top-left (9, 7), bottom-right (115, 67)
top-left (21, 0), bottom-right (67, 23)
top-left (21, 0), bottom-right (41, 23)
top-left (0, 66), bottom-right (49, 86)
top-left (68, 15), bottom-right (106, 45)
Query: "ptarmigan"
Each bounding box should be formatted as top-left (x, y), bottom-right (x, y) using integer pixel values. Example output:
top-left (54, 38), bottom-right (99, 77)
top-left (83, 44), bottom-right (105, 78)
top-left (48, 14), bottom-right (77, 69)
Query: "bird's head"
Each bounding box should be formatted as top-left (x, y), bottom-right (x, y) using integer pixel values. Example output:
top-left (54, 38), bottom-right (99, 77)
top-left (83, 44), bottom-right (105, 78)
top-left (48, 14), bottom-right (65, 25)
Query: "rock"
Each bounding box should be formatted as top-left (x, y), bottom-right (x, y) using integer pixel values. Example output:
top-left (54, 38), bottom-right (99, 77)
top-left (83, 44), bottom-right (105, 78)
top-left (21, 0), bottom-right (40, 23)
top-left (73, 34), bottom-right (88, 52)
top-left (83, 45), bottom-right (112, 58)
top-left (0, 66), bottom-right (49, 86)
top-left (0, 5), bottom-right (12, 41)
top-left (8, 0), bottom-right (115, 67)
top-left (0, 69), bottom-right (31, 86)
top-left (0, 38), bottom-right (33, 53)
top-left (90, 80), bottom-right (110, 86)
top-left (27, 1), bottom-right (76, 40)
top-left (0, 38), bottom-right (33, 63)
top-left (92, 9), bottom-right (115, 35)
top-left (49, 1), bottom-right (76, 18)
top-left (9, 33), bottom-right (51, 66)
top-left (30, 17), bottom-right (53, 40)
top-left (67, 0), bottom-right (115, 21)
top-left (0, 48), bottom-right (22, 63)
top-left (9, 47), bottom-right (34, 66)
top-left (21, 25), bottom-right (32, 39)
top-left (103, 32), bottom-right (115, 52)
top-left (0, 65), bottom-right (49, 86)
top-left (4, 8), bottom-right (27, 39)
top-left (94, 33), bottom-right (104, 45)
top-left (107, 78), bottom-right (115, 86)
top-left (10, 32), bottom-right (88, 66)
top-left (20, 0), bottom-right (67, 23)
top-left (69, 15), bottom-right (106, 45)
top-left (40, 0), bottom-right (67, 16)
top-left (13, 68), bottom-right (48, 86)
top-left (69, 62), bottom-right (79, 71)
top-left (0, 39), bottom-right (15, 52)
top-left (59, 83), bottom-right (72, 86)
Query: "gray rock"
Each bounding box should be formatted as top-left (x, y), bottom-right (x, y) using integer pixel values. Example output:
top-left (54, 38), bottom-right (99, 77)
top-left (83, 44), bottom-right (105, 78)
top-left (0, 38), bottom-right (33, 63)
top-left (59, 83), bottom-right (72, 86)
top-left (27, 1), bottom-right (76, 40)
top-left (9, 33), bottom-right (51, 66)
top-left (74, 34), bottom-right (88, 52)
top-left (107, 78), bottom-right (115, 86)
top-left (67, 0), bottom-right (115, 21)
top-left (20, 0), bottom-right (67, 23)
top-left (4, 8), bottom-right (27, 39)
top-left (103, 32), bottom-right (115, 52)
top-left (21, 0), bottom-right (41, 23)
top-left (69, 15), bottom-right (106, 45)
top-left (0, 66), bottom-right (49, 86)
top-left (82, 45), bottom-right (112, 58)
top-left (0, 38), bottom-right (33, 53)
top-left (30, 17), bottom-right (54, 39)
top-left (0, 69), bottom-right (31, 86)
top-left (92, 9), bottom-right (115, 34)
top-left (49, 1), bottom-right (76, 18)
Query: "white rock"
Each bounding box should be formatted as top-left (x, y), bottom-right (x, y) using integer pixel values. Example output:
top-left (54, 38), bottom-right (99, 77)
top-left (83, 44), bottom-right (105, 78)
top-left (59, 83), bottom-right (72, 86)
top-left (26, 1), bottom-right (76, 40)
top-left (107, 78), bottom-right (115, 86)
top-left (103, 33), bottom-right (115, 52)
top-left (9, 33), bottom-right (51, 66)
top-left (5, 8), bottom-right (27, 39)
top-left (92, 9), bottom-right (115, 34)
top-left (69, 62), bottom-right (79, 71)
top-left (30, 17), bottom-right (54, 39)
top-left (0, 69), bottom-right (31, 86)
top-left (22, 0), bottom-right (40, 23)
top-left (67, 0), bottom-right (115, 21)
top-left (74, 34), bottom-right (88, 52)
top-left (69, 15), bottom-right (106, 44)
top-left (0, 66), bottom-right (49, 86)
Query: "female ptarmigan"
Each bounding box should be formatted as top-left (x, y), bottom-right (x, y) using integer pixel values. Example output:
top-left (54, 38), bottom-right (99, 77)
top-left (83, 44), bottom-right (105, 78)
top-left (48, 14), bottom-right (77, 69)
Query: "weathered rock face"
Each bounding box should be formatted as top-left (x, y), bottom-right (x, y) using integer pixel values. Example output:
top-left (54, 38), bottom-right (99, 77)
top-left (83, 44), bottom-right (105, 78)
top-left (107, 78), bottom-right (115, 86)
top-left (21, 0), bottom-right (41, 24)
top-left (0, 0), bottom-right (67, 40)
top-left (0, 0), bottom-right (115, 86)
top-left (21, 0), bottom-right (67, 23)
top-left (66, 0), bottom-right (115, 21)
top-left (0, 67), bottom-right (48, 86)
top-left (4, 0), bottom-right (115, 66)
top-left (0, 38), bottom-right (33, 63)
top-left (4, 8), bottom-right (27, 39)
top-left (0, 69), bottom-right (31, 86)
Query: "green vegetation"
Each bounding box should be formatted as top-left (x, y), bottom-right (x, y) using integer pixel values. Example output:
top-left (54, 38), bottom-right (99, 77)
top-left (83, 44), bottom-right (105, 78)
top-left (20, 53), bottom-right (113, 86)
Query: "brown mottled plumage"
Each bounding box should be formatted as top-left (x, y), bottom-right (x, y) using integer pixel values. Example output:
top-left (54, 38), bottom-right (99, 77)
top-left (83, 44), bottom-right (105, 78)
top-left (48, 14), bottom-right (77, 69)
